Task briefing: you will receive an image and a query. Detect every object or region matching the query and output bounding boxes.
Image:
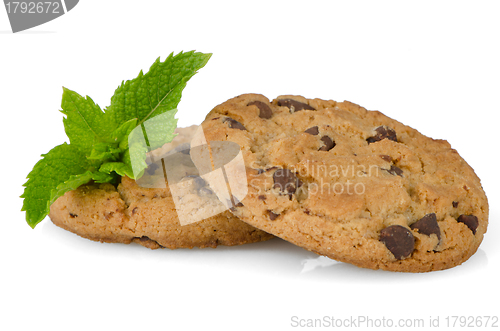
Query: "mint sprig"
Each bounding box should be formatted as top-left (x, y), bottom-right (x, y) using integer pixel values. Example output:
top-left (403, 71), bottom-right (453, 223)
top-left (61, 88), bottom-right (117, 157)
top-left (21, 51), bottom-right (212, 228)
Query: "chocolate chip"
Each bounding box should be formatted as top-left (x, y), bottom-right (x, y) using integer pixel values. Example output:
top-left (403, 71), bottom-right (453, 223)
top-left (248, 101), bottom-right (273, 119)
top-left (211, 117), bottom-right (220, 121)
top-left (410, 213), bottom-right (441, 240)
top-left (258, 195), bottom-right (266, 200)
top-left (183, 175), bottom-right (207, 189)
top-left (173, 142), bottom-right (191, 155)
top-left (385, 165), bottom-right (403, 177)
top-left (198, 187), bottom-right (214, 197)
top-left (146, 162), bottom-right (159, 175)
top-left (305, 126), bottom-right (319, 135)
top-left (69, 213), bottom-right (78, 218)
top-left (452, 201), bottom-right (459, 208)
top-left (319, 136), bottom-right (335, 151)
top-left (228, 195), bottom-right (244, 208)
top-left (379, 155), bottom-right (392, 162)
top-left (457, 214), bottom-right (479, 234)
top-left (228, 199), bottom-right (237, 212)
top-left (232, 196), bottom-right (243, 207)
top-left (379, 225), bottom-right (415, 260)
top-left (223, 117), bottom-right (246, 130)
top-left (268, 210), bottom-right (279, 220)
top-left (277, 99), bottom-right (315, 113)
top-left (273, 169), bottom-right (303, 196)
top-left (139, 236), bottom-right (150, 242)
top-left (367, 126), bottom-right (397, 144)
top-left (132, 207), bottom-right (138, 215)
top-left (304, 209), bottom-right (311, 215)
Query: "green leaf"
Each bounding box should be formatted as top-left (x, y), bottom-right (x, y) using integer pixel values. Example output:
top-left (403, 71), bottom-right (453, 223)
top-left (22, 51), bottom-right (212, 228)
top-left (125, 107), bottom-right (178, 179)
top-left (108, 52), bottom-right (208, 179)
top-left (121, 149), bottom-right (139, 178)
top-left (99, 162), bottom-right (134, 179)
top-left (61, 88), bottom-right (117, 155)
top-left (112, 118), bottom-right (138, 150)
top-left (127, 135), bottom-right (148, 179)
top-left (87, 142), bottom-right (122, 162)
top-left (87, 119), bottom-right (138, 162)
top-left (21, 143), bottom-right (91, 228)
top-left (140, 107), bottom-right (178, 150)
top-left (50, 171), bottom-right (115, 206)
top-left (107, 51), bottom-right (211, 126)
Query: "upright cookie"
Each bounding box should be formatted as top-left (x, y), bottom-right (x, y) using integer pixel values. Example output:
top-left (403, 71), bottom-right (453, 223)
top-left (199, 94), bottom-right (488, 272)
top-left (49, 126), bottom-right (273, 249)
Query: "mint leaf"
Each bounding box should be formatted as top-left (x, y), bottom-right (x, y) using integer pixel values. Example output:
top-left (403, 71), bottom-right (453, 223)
top-left (107, 51), bottom-right (211, 126)
top-left (99, 162), bottom-right (134, 179)
top-left (87, 143), bottom-right (122, 162)
top-left (111, 118), bottom-right (138, 150)
top-left (140, 106), bottom-right (178, 150)
top-left (127, 107), bottom-right (178, 179)
top-left (61, 88), bottom-right (117, 156)
top-left (51, 171), bottom-right (115, 205)
top-left (127, 136), bottom-right (148, 180)
top-left (21, 144), bottom-right (116, 229)
top-left (21, 143), bottom-right (91, 228)
top-left (87, 119), bottom-right (137, 162)
top-left (22, 51), bottom-right (211, 228)
top-left (106, 51), bottom-right (211, 178)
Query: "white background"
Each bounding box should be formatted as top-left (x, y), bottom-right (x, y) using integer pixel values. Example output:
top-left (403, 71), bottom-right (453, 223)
top-left (1, 1), bottom-right (499, 330)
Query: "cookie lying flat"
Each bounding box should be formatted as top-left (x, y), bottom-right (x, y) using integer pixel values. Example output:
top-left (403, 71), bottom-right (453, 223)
top-left (199, 94), bottom-right (488, 272)
top-left (49, 126), bottom-right (273, 249)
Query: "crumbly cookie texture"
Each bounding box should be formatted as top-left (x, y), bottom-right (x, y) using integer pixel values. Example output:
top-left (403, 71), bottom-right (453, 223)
top-left (49, 126), bottom-right (273, 249)
top-left (199, 94), bottom-right (488, 272)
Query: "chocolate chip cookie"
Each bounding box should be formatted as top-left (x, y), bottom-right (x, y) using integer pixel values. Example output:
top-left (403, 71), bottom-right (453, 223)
top-left (49, 126), bottom-right (273, 249)
top-left (199, 94), bottom-right (488, 272)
